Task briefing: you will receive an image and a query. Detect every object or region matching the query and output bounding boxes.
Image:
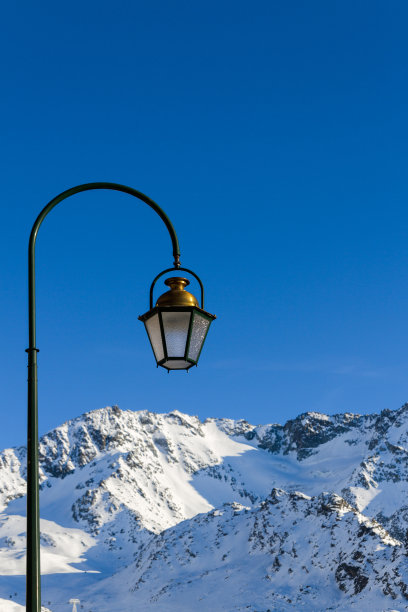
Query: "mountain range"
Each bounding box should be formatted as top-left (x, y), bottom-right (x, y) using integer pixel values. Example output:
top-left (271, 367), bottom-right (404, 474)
top-left (0, 404), bottom-right (407, 611)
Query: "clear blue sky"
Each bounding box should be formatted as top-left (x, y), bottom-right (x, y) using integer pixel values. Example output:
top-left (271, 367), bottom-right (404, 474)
top-left (1, 1), bottom-right (408, 449)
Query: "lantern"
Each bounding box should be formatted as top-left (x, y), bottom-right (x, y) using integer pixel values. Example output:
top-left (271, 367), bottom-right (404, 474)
top-left (139, 275), bottom-right (215, 371)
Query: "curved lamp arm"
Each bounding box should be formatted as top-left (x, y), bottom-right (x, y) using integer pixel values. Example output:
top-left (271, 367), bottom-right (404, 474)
top-left (26, 182), bottom-right (181, 612)
top-left (28, 181), bottom-right (181, 349)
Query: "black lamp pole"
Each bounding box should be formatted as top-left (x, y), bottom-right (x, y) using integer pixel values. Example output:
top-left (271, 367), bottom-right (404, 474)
top-left (26, 183), bottom-right (181, 611)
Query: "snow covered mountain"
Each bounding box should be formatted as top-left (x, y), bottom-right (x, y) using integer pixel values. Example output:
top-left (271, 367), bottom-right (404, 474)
top-left (0, 404), bottom-right (407, 611)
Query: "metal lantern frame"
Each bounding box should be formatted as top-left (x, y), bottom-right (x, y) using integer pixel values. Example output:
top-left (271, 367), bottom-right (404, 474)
top-left (139, 266), bottom-right (216, 371)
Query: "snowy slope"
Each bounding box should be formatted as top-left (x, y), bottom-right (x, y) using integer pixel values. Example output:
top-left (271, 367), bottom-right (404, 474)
top-left (0, 404), bottom-right (407, 611)
top-left (86, 491), bottom-right (407, 611)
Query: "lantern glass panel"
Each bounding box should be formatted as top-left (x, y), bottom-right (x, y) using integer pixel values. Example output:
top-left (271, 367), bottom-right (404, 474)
top-left (161, 311), bottom-right (191, 357)
top-left (187, 312), bottom-right (211, 362)
top-left (145, 313), bottom-right (165, 362)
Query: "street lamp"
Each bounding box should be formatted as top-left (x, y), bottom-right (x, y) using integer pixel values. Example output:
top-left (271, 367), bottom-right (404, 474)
top-left (26, 182), bottom-right (215, 611)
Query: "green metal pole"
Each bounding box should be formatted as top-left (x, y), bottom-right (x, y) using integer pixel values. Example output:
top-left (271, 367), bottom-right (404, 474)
top-left (26, 182), bottom-right (181, 611)
top-left (26, 346), bottom-right (40, 611)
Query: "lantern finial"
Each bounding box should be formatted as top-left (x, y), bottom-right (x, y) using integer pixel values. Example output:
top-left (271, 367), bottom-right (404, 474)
top-left (156, 277), bottom-right (199, 307)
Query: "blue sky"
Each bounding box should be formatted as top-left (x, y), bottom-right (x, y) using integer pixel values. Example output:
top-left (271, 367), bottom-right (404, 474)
top-left (1, 1), bottom-right (408, 449)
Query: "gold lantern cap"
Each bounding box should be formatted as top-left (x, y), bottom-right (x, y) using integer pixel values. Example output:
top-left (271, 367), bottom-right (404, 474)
top-left (156, 277), bottom-right (199, 307)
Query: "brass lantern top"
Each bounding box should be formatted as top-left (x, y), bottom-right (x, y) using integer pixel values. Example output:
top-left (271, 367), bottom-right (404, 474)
top-left (156, 277), bottom-right (199, 307)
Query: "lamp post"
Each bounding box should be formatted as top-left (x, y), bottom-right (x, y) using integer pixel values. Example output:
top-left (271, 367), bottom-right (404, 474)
top-left (26, 182), bottom-right (215, 611)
